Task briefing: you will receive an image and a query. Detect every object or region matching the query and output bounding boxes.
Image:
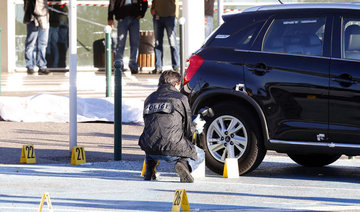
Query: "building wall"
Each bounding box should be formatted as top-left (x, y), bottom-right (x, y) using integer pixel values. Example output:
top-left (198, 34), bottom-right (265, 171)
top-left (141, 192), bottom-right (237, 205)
top-left (1, 0), bottom-right (16, 73)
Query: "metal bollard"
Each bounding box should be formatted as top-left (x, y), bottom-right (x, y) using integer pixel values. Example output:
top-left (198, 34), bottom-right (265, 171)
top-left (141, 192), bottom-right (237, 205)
top-left (179, 17), bottom-right (186, 84)
top-left (114, 60), bottom-right (123, 161)
top-left (104, 25), bottom-right (112, 97)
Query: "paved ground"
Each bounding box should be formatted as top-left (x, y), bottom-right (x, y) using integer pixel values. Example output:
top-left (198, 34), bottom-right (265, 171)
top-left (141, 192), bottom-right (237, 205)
top-left (0, 122), bottom-right (143, 164)
top-left (2, 72), bottom-right (360, 211)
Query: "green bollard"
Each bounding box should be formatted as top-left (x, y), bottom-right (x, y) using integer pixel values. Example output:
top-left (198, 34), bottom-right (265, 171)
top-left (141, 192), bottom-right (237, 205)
top-left (104, 25), bottom-right (112, 97)
top-left (114, 60), bottom-right (123, 161)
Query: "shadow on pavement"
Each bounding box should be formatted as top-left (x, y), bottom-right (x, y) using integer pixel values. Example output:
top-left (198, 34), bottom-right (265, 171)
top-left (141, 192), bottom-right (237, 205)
top-left (0, 146), bottom-right (143, 164)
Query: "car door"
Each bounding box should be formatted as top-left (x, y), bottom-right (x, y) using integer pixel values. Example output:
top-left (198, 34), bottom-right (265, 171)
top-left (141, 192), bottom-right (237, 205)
top-left (329, 14), bottom-right (360, 145)
top-left (244, 13), bottom-right (332, 142)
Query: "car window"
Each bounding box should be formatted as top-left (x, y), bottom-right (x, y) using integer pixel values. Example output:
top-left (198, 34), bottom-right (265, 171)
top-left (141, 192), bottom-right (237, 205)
top-left (231, 22), bottom-right (264, 49)
top-left (210, 20), bottom-right (264, 50)
top-left (263, 17), bottom-right (326, 56)
top-left (342, 18), bottom-right (360, 60)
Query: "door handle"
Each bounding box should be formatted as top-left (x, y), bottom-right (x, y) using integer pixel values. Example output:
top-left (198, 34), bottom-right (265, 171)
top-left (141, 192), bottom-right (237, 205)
top-left (247, 67), bottom-right (271, 73)
top-left (331, 73), bottom-right (358, 86)
top-left (331, 78), bottom-right (357, 84)
top-left (247, 64), bottom-right (271, 75)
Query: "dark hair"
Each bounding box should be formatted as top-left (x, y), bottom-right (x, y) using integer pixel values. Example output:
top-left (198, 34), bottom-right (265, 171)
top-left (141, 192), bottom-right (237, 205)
top-left (158, 70), bottom-right (181, 86)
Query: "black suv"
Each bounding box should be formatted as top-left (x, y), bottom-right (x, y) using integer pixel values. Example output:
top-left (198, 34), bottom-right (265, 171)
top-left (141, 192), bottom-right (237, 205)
top-left (182, 3), bottom-right (360, 175)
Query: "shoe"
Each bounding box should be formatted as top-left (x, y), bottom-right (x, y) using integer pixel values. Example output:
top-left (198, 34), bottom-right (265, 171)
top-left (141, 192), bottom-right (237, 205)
top-left (152, 69), bottom-right (162, 74)
top-left (38, 68), bottom-right (50, 75)
top-left (131, 68), bottom-right (139, 74)
top-left (27, 68), bottom-right (34, 75)
top-left (144, 160), bottom-right (157, 181)
top-left (173, 67), bottom-right (180, 72)
top-left (174, 159), bottom-right (194, 183)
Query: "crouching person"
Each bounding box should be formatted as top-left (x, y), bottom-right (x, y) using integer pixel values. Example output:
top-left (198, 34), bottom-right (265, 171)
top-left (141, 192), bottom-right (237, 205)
top-left (138, 70), bottom-right (205, 183)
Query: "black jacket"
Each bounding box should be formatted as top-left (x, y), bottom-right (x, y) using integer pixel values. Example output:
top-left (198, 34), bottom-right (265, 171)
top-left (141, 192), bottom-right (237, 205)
top-left (138, 84), bottom-right (197, 160)
top-left (108, 0), bottom-right (148, 21)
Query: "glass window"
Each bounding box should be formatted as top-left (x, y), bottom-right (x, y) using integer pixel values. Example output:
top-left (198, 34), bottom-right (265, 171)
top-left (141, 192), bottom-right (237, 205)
top-left (232, 22), bottom-right (264, 49)
top-left (210, 21), bottom-right (264, 50)
top-left (263, 17), bottom-right (326, 56)
top-left (343, 18), bottom-right (360, 60)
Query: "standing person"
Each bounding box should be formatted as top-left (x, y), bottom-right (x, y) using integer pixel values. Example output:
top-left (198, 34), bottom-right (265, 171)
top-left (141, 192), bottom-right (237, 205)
top-left (205, 0), bottom-right (215, 37)
top-left (108, 0), bottom-right (148, 74)
top-left (46, 0), bottom-right (60, 68)
top-left (151, 0), bottom-right (180, 74)
top-left (138, 71), bottom-right (206, 183)
top-left (46, 0), bottom-right (68, 69)
top-left (57, 5), bottom-right (69, 68)
top-left (23, 0), bottom-right (50, 75)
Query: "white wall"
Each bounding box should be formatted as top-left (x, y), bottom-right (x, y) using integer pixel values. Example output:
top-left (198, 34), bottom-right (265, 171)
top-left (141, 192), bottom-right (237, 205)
top-left (0, 0), bottom-right (16, 73)
top-left (183, 0), bottom-right (205, 60)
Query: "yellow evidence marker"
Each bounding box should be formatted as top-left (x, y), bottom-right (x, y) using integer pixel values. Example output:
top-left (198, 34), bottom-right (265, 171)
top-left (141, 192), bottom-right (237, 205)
top-left (20, 144), bottom-right (36, 164)
top-left (38, 192), bottom-right (53, 212)
top-left (70, 146), bottom-right (86, 165)
top-left (223, 158), bottom-right (239, 178)
top-left (140, 159), bottom-right (159, 176)
top-left (171, 189), bottom-right (190, 211)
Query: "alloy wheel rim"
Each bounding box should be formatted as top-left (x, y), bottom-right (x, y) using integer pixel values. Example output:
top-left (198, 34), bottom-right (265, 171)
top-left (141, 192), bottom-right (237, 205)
top-left (206, 115), bottom-right (248, 163)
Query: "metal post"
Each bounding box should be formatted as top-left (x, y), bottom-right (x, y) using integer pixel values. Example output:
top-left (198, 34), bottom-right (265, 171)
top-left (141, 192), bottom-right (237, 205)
top-left (104, 25), bottom-right (112, 97)
top-left (183, 0), bottom-right (205, 59)
top-left (178, 17), bottom-right (185, 83)
top-left (217, 0), bottom-right (224, 25)
top-left (114, 60), bottom-right (123, 161)
top-left (69, 0), bottom-right (77, 151)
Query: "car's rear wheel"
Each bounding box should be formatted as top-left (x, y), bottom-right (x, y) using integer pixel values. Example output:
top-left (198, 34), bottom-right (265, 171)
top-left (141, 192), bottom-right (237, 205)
top-left (201, 101), bottom-right (266, 175)
top-left (287, 153), bottom-right (341, 167)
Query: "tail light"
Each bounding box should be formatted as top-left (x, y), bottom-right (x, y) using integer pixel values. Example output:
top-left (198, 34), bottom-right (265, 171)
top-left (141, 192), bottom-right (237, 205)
top-left (183, 54), bottom-right (204, 86)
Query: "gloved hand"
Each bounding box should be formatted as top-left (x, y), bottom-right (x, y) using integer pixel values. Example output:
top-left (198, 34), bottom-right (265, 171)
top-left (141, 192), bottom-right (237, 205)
top-left (193, 114), bottom-right (206, 134)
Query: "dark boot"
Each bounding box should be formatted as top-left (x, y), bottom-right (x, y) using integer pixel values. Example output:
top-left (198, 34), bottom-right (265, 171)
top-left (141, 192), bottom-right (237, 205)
top-left (144, 160), bottom-right (157, 181)
top-left (174, 158), bottom-right (194, 183)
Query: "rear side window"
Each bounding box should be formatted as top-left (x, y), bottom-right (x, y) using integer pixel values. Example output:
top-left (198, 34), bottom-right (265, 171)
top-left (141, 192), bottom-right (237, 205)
top-left (263, 17), bottom-right (326, 56)
top-left (343, 18), bottom-right (360, 60)
top-left (209, 15), bottom-right (265, 50)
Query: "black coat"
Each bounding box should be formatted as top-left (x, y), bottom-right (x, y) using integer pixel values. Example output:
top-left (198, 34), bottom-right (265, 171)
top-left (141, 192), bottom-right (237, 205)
top-left (138, 84), bottom-right (197, 160)
top-left (108, 0), bottom-right (148, 21)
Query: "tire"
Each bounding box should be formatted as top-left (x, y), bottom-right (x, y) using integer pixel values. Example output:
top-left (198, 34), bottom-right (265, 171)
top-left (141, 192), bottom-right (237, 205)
top-left (201, 101), bottom-right (266, 175)
top-left (287, 153), bottom-right (341, 167)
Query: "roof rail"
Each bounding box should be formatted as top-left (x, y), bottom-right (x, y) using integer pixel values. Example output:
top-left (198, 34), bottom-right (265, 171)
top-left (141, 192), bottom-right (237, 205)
top-left (243, 2), bottom-right (360, 13)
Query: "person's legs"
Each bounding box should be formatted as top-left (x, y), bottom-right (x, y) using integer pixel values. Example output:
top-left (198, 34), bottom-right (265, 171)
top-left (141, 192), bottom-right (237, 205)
top-left (115, 18), bottom-right (129, 65)
top-left (144, 154), bottom-right (180, 181)
top-left (58, 22), bottom-right (68, 68)
top-left (164, 16), bottom-right (180, 71)
top-left (144, 155), bottom-right (158, 181)
top-left (175, 158), bottom-right (194, 183)
top-left (174, 147), bottom-right (205, 183)
top-left (128, 17), bottom-right (140, 73)
top-left (144, 153), bottom-right (198, 183)
top-left (153, 16), bottom-right (164, 72)
top-left (205, 15), bottom-right (213, 38)
top-left (37, 25), bottom-right (50, 74)
top-left (47, 26), bottom-right (59, 67)
top-left (25, 22), bottom-right (38, 74)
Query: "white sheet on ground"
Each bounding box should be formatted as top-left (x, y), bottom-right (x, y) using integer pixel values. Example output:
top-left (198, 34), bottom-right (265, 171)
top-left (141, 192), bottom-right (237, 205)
top-left (0, 94), bottom-right (144, 123)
